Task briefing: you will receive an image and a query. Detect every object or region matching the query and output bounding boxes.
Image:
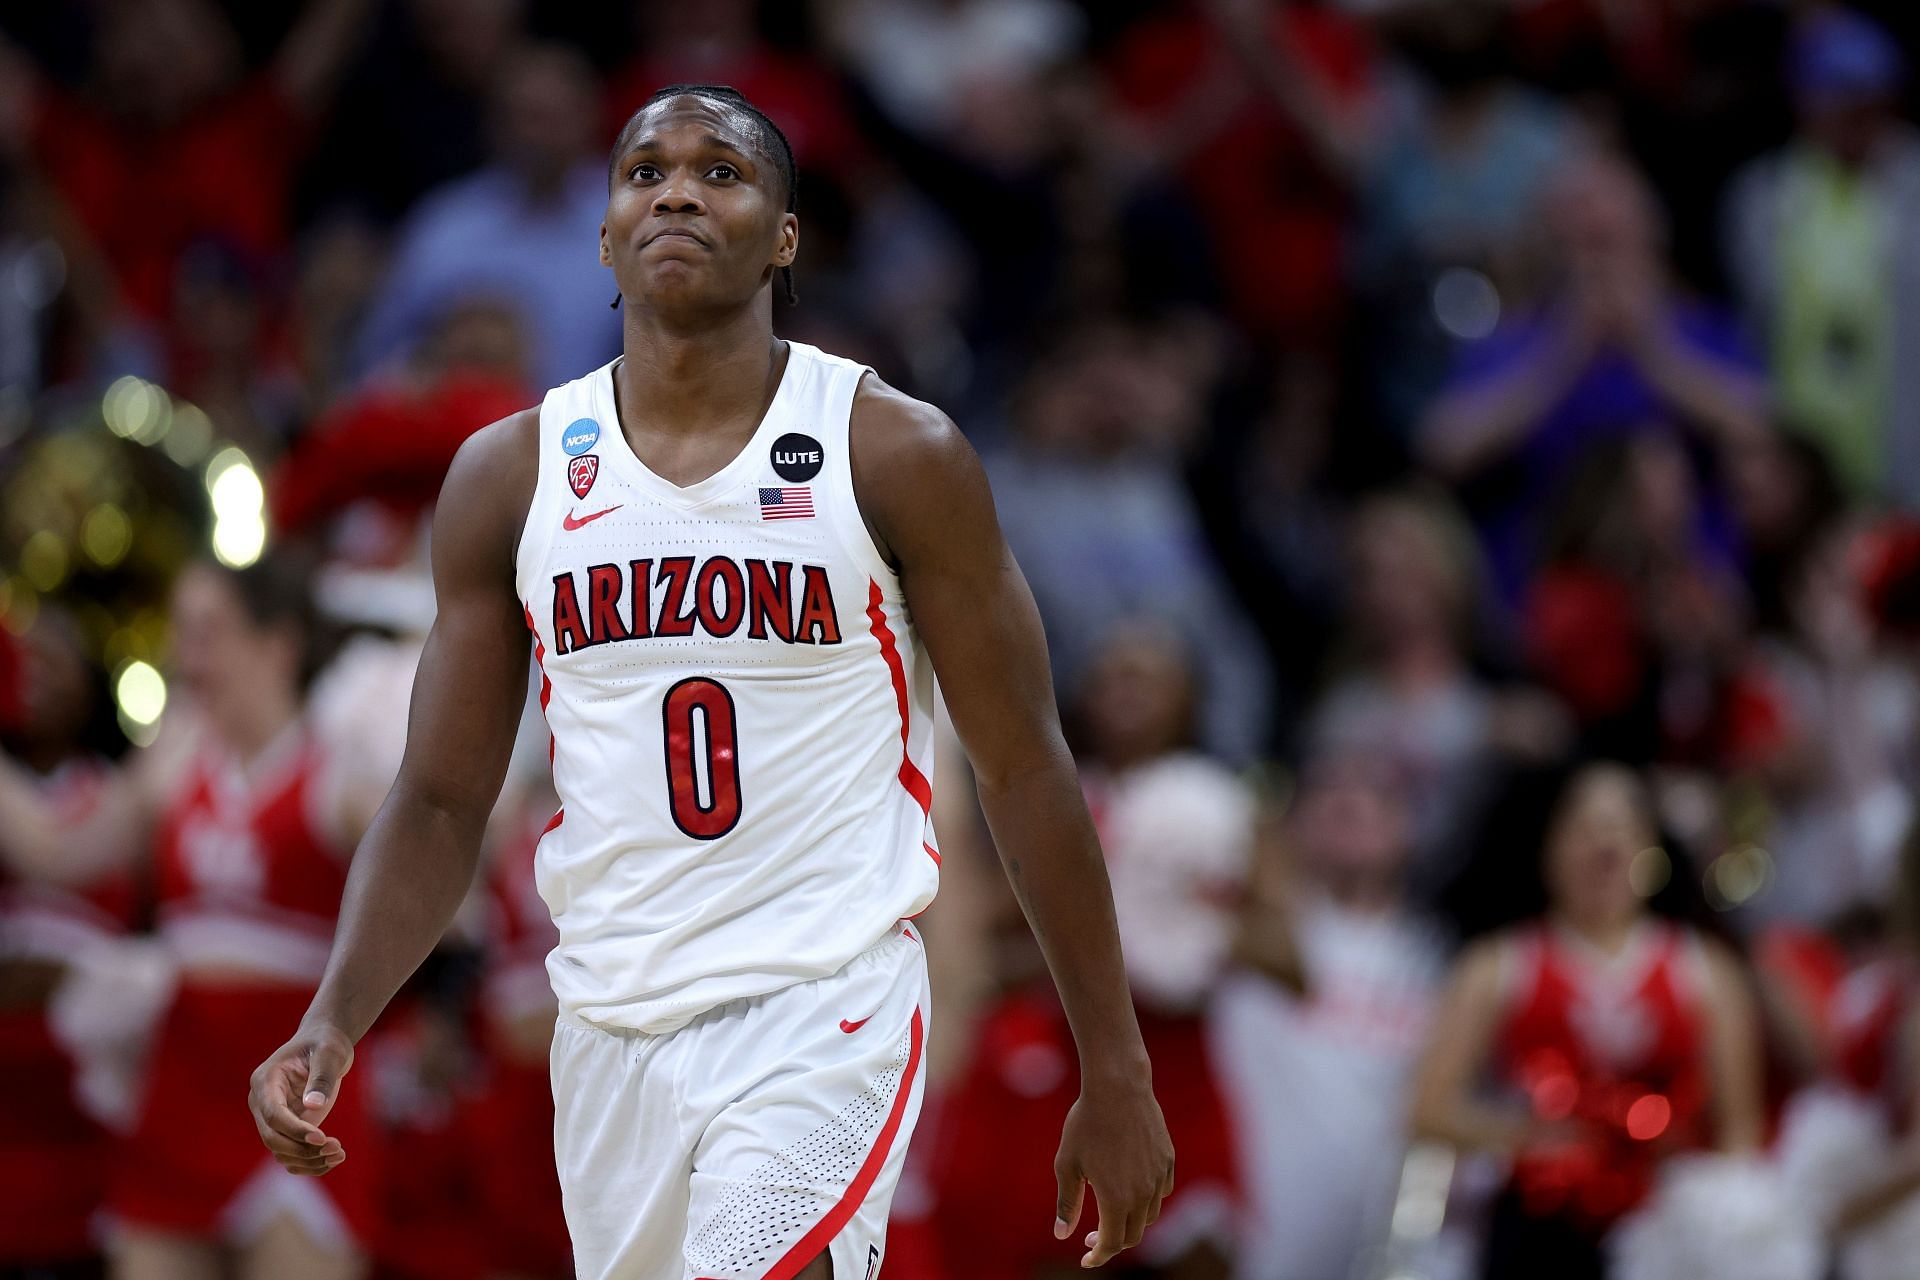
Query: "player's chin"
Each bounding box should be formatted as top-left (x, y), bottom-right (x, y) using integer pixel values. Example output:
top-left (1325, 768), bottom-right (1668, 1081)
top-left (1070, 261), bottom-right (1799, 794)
top-left (635, 266), bottom-right (713, 302)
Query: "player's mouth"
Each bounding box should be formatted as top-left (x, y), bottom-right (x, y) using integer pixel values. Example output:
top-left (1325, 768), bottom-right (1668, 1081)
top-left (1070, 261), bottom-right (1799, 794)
top-left (644, 227), bottom-right (710, 249)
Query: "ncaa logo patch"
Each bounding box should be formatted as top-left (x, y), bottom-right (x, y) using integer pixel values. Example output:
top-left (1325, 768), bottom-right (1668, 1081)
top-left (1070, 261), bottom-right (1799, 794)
top-left (562, 418), bottom-right (601, 456)
top-left (568, 454), bottom-right (599, 499)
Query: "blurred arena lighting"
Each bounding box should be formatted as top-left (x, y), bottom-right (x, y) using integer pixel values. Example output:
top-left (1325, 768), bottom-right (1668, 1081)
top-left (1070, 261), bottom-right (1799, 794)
top-left (1431, 267), bottom-right (1500, 342)
top-left (102, 375), bottom-right (172, 446)
top-left (163, 403), bottom-right (214, 466)
top-left (114, 658), bottom-right (166, 746)
top-left (0, 581), bottom-right (33, 634)
top-left (205, 446), bottom-right (267, 568)
top-left (1705, 844), bottom-right (1773, 911)
top-left (1626, 1093), bottom-right (1673, 1141)
top-left (80, 504), bottom-right (133, 569)
top-left (1629, 846), bottom-right (1672, 899)
top-left (20, 528), bottom-right (69, 591)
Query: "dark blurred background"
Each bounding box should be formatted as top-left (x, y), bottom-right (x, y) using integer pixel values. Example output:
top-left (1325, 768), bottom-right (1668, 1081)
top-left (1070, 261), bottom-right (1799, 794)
top-left (5, 1), bottom-right (1920, 1279)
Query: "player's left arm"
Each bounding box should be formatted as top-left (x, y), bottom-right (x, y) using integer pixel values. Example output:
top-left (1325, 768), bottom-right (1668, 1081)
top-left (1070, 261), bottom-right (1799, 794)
top-left (851, 377), bottom-right (1174, 1270)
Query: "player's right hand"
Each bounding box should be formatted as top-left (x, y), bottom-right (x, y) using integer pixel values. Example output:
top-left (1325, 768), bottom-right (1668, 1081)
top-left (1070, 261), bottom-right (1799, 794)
top-left (247, 1023), bottom-right (354, 1176)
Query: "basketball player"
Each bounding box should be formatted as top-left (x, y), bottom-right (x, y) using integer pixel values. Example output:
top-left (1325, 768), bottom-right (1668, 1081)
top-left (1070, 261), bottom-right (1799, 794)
top-left (247, 84), bottom-right (1174, 1279)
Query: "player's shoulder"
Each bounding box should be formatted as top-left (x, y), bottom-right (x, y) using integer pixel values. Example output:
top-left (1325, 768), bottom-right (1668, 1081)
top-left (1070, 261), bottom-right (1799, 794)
top-left (848, 371), bottom-right (974, 478)
top-left (844, 370), bottom-right (993, 564)
top-left (445, 406), bottom-right (541, 498)
top-left (435, 406), bottom-right (542, 560)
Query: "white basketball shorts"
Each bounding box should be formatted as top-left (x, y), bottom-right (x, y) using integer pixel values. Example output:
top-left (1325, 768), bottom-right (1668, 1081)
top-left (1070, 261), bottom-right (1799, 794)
top-left (551, 922), bottom-right (930, 1280)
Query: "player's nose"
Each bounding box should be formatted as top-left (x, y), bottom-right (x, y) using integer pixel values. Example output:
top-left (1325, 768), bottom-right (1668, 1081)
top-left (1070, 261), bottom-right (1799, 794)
top-left (651, 183), bottom-right (705, 217)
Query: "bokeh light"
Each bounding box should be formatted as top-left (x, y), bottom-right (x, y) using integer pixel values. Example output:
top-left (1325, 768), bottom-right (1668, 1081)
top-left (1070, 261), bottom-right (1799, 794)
top-left (114, 658), bottom-right (167, 730)
top-left (163, 403), bottom-right (214, 466)
top-left (206, 446), bottom-right (268, 568)
top-left (1625, 1094), bottom-right (1672, 1141)
top-left (80, 504), bottom-right (133, 568)
top-left (101, 375), bottom-right (171, 445)
top-left (1628, 846), bottom-right (1671, 899)
top-left (1705, 844), bottom-right (1773, 911)
top-left (19, 528), bottom-right (69, 592)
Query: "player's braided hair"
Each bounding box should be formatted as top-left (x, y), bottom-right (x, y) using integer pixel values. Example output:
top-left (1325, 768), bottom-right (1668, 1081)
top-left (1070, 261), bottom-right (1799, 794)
top-left (608, 84), bottom-right (799, 305)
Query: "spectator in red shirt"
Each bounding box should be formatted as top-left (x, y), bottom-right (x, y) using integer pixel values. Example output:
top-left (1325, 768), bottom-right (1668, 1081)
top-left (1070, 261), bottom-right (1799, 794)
top-left (606, 0), bottom-right (866, 185)
top-left (1104, 0), bottom-right (1379, 350)
top-left (16, 0), bottom-right (373, 330)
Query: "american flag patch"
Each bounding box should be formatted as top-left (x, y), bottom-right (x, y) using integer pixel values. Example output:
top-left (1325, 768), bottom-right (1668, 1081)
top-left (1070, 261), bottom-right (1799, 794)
top-left (759, 486), bottom-right (814, 520)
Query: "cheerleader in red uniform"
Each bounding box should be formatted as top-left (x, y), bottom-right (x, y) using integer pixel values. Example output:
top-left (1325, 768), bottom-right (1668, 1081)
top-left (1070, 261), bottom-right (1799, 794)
top-left (0, 559), bottom-right (388, 1280)
top-left (1408, 763), bottom-right (1763, 1279)
top-left (0, 610), bottom-right (142, 1276)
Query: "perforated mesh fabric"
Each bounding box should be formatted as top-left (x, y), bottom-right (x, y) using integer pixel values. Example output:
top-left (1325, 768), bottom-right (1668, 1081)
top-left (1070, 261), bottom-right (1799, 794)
top-left (685, 1026), bottom-right (911, 1275)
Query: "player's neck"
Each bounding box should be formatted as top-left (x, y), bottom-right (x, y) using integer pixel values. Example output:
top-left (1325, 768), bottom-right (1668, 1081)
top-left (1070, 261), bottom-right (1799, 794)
top-left (617, 301), bottom-right (781, 440)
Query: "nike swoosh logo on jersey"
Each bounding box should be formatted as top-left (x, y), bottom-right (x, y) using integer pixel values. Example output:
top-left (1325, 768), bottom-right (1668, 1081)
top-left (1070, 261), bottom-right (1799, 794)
top-left (563, 505), bottom-right (622, 530)
top-left (838, 1017), bottom-right (870, 1034)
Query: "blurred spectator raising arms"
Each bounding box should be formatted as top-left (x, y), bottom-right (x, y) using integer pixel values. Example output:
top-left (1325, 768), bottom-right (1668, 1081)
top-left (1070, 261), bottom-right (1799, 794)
top-left (1356, 0), bottom-right (1578, 436)
top-left (8, 0), bottom-right (372, 336)
top-left (1419, 153), bottom-right (1765, 602)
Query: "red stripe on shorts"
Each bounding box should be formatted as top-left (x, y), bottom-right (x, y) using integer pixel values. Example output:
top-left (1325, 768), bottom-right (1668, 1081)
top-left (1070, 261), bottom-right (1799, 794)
top-left (756, 1006), bottom-right (925, 1280)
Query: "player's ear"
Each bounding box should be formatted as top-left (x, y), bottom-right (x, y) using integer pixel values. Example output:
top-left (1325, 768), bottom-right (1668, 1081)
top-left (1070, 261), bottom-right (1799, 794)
top-left (774, 213), bottom-right (798, 269)
top-left (600, 222), bottom-right (612, 267)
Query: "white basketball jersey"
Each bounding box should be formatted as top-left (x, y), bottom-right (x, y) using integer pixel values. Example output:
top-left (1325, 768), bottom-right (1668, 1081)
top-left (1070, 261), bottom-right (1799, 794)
top-left (513, 341), bottom-right (940, 1033)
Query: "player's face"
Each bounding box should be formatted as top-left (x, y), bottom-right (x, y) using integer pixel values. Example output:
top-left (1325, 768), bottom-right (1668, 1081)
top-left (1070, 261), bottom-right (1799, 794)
top-left (601, 99), bottom-right (798, 316)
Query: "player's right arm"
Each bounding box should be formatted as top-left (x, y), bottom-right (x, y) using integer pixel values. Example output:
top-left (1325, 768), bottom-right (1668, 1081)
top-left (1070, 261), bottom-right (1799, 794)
top-left (247, 409), bottom-right (537, 1176)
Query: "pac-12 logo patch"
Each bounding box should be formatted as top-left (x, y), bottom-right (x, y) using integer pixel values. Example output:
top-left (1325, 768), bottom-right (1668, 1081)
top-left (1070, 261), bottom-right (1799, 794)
top-left (771, 432), bottom-right (823, 482)
top-left (562, 418), bottom-right (601, 456)
top-left (568, 454), bottom-right (599, 499)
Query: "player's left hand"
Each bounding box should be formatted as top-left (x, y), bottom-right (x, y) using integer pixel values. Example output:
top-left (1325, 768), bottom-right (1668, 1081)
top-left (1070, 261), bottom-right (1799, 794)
top-left (1052, 1073), bottom-right (1175, 1268)
top-left (247, 1022), bottom-right (354, 1177)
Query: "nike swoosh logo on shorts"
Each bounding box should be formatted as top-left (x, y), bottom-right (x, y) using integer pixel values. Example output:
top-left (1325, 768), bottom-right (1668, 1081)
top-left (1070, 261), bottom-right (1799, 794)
top-left (563, 504), bottom-right (622, 530)
top-left (838, 1017), bottom-right (870, 1034)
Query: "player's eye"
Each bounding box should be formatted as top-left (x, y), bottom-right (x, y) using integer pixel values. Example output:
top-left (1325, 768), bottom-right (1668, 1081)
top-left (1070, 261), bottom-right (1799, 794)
top-left (629, 163), bottom-right (659, 181)
top-left (708, 164), bottom-right (738, 181)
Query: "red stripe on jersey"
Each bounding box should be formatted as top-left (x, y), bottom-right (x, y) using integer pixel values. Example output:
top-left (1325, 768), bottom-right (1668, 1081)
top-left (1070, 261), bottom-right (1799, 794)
top-left (757, 1007), bottom-right (925, 1280)
top-left (541, 807), bottom-right (565, 836)
top-left (523, 606), bottom-right (555, 765)
top-left (865, 580), bottom-right (933, 817)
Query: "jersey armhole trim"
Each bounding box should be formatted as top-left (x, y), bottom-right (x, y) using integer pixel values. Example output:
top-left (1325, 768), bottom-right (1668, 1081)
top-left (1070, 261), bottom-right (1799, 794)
top-left (512, 388), bottom-right (564, 603)
top-left (830, 368), bottom-right (906, 598)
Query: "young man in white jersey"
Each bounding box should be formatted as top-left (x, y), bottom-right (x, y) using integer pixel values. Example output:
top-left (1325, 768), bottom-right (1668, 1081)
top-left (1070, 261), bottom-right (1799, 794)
top-left (246, 84), bottom-right (1174, 1278)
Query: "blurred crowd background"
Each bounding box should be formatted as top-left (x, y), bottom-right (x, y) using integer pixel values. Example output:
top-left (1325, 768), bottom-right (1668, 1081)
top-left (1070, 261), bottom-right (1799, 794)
top-left (9, 0), bottom-right (1920, 1278)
